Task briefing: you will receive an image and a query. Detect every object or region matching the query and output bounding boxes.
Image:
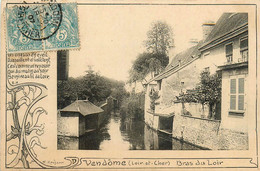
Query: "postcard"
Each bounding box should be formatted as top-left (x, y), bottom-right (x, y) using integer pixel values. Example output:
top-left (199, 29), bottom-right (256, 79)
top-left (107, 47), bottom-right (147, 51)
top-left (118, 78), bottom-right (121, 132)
top-left (1, 0), bottom-right (259, 170)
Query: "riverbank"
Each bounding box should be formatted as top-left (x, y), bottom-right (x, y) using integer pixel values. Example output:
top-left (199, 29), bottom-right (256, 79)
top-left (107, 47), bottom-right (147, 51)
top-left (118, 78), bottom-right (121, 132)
top-left (58, 115), bottom-right (203, 150)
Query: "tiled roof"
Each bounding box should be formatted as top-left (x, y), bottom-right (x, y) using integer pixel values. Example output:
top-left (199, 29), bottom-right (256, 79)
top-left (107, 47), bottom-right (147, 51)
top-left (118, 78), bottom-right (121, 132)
top-left (151, 41), bottom-right (203, 81)
top-left (60, 100), bottom-right (104, 116)
top-left (200, 13), bottom-right (248, 50)
top-left (146, 13), bottom-right (248, 84)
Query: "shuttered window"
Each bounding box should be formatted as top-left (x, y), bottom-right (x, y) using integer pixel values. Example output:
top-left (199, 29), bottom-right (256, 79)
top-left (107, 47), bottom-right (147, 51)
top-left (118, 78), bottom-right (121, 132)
top-left (229, 77), bottom-right (245, 114)
top-left (230, 95), bottom-right (236, 110)
top-left (238, 95), bottom-right (244, 110)
top-left (238, 78), bottom-right (245, 110)
top-left (230, 79), bottom-right (236, 94)
top-left (238, 78), bottom-right (244, 93)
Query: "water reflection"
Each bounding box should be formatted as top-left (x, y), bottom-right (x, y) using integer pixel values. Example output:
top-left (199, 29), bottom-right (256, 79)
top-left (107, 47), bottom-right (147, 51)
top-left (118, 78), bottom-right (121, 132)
top-left (58, 115), bottom-right (202, 150)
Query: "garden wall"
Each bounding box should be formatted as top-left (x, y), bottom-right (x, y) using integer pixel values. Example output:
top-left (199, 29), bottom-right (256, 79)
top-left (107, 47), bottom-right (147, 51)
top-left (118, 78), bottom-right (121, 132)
top-left (184, 102), bottom-right (209, 118)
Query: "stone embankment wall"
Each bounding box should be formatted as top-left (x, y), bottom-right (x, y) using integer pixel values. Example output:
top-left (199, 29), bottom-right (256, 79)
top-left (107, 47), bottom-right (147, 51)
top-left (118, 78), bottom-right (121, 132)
top-left (144, 110), bottom-right (159, 130)
top-left (172, 114), bottom-right (248, 150)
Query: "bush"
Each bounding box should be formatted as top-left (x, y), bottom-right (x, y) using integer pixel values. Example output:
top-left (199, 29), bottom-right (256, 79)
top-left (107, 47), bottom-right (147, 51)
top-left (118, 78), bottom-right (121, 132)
top-left (120, 92), bottom-right (145, 120)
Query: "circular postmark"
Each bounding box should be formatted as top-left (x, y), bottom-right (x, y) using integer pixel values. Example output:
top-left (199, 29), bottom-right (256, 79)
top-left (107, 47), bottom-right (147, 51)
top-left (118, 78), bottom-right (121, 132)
top-left (16, 4), bottom-right (62, 40)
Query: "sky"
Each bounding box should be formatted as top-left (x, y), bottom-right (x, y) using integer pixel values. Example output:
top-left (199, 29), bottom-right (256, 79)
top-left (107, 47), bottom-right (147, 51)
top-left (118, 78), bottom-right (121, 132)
top-left (69, 5), bottom-right (239, 81)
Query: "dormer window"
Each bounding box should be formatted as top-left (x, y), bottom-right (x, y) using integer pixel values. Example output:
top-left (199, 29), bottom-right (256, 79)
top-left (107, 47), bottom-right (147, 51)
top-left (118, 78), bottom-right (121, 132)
top-left (225, 43), bottom-right (233, 63)
top-left (240, 37), bottom-right (248, 62)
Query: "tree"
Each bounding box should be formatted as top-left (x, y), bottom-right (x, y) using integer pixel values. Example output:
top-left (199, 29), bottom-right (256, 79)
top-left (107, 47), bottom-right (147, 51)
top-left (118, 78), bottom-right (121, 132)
top-left (129, 21), bottom-right (173, 83)
top-left (177, 70), bottom-right (222, 119)
top-left (129, 53), bottom-right (169, 82)
top-left (129, 53), bottom-right (151, 82)
top-left (199, 71), bottom-right (222, 119)
top-left (145, 21), bottom-right (174, 55)
top-left (58, 70), bottom-right (128, 109)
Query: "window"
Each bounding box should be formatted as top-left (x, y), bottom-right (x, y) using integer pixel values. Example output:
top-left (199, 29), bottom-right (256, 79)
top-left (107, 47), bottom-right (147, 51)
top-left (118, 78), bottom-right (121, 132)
top-left (225, 43), bottom-right (233, 63)
top-left (229, 77), bottom-right (245, 116)
top-left (240, 37), bottom-right (248, 62)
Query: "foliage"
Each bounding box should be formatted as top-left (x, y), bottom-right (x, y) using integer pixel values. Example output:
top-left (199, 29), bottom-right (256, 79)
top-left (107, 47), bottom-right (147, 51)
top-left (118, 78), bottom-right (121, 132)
top-left (129, 21), bottom-right (173, 83)
top-left (129, 52), bottom-right (169, 82)
top-left (145, 21), bottom-right (174, 54)
top-left (120, 92), bottom-right (145, 120)
top-left (199, 71), bottom-right (222, 105)
top-left (177, 70), bottom-right (222, 118)
top-left (149, 90), bottom-right (160, 112)
top-left (110, 83), bottom-right (129, 108)
top-left (58, 71), bottom-right (127, 109)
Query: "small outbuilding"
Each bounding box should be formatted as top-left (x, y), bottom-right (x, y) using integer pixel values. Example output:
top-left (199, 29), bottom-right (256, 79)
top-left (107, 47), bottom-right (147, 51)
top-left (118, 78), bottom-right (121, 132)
top-left (58, 100), bottom-right (104, 137)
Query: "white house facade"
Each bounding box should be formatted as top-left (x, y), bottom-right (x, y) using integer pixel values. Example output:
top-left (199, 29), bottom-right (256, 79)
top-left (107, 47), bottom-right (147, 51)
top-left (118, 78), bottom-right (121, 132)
top-left (144, 13), bottom-right (249, 150)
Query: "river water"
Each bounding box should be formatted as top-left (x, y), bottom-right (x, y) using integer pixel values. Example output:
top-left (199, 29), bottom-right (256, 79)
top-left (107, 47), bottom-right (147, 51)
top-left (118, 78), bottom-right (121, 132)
top-left (58, 114), bottom-right (202, 150)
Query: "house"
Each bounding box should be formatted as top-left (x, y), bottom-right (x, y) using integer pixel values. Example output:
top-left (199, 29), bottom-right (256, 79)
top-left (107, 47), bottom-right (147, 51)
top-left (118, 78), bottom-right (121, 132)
top-left (144, 40), bottom-right (211, 134)
top-left (199, 13), bottom-right (248, 134)
top-left (144, 13), bottom-right (248, 150)
top-left (58, 99), bottom-right (104, 137)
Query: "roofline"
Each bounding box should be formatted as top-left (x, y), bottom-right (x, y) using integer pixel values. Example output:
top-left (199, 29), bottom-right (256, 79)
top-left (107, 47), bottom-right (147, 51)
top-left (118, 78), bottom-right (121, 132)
top-left (146, 55), bottom-right (201, 84)
top-left (155, 55), bottom-right (200, 81)
top-left (199, 23), bottom-right (248, 52)
top-left (144, 80), bottom-right (157, 85)
top-left (60, 99), bottom-right (104, 116)
top-left (60, 110), bottom-right (103, 116)
top-left (146, 67), bottom-right (176, 84)
top-left (153, 64), bottom-right (180, 80)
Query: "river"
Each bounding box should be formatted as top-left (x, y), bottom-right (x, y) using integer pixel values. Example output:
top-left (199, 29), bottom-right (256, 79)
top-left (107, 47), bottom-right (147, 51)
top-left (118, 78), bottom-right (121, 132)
top-left (58, 114), bottom-right (202, 150)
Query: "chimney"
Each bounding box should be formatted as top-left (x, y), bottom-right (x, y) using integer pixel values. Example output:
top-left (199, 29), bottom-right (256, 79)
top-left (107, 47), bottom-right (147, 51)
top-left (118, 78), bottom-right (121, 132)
top-left (178, 59), bottom-right (181, 66)
top-left (189, 38), bottom-right (199, 47)
top-left (202, 21), bottom-right (215, 40)
top-left (168, 47), bottom-right (175, 66)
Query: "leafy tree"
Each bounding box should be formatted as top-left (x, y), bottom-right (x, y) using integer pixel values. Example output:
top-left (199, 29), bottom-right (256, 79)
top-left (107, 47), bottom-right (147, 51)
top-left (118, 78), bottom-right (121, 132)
top-left (80, 72), bottom-right (112, 103)
top-left (57, 77), bottom-right (81, 109)
top-left (129, 53), bottom-right (151, 82)
top-left (177, 70), bottom-right (221, 119)
top-left (129, 21), bottom-right (173, 83)
top-left (57, 71), bottom-right (127, 109)
top-left (120, 92), bottom-right (145, 120)
top-left (199, 71), bottom-right (222, 118)
top-left (145, 21), bottom-right (174, 55)
top-left (129, 53), bottom-right (169, 82)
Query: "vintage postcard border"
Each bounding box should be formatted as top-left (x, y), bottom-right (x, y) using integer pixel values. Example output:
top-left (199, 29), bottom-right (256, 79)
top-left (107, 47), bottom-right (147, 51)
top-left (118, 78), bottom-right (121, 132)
top-left (3, 1), bottom-right (259, 170)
